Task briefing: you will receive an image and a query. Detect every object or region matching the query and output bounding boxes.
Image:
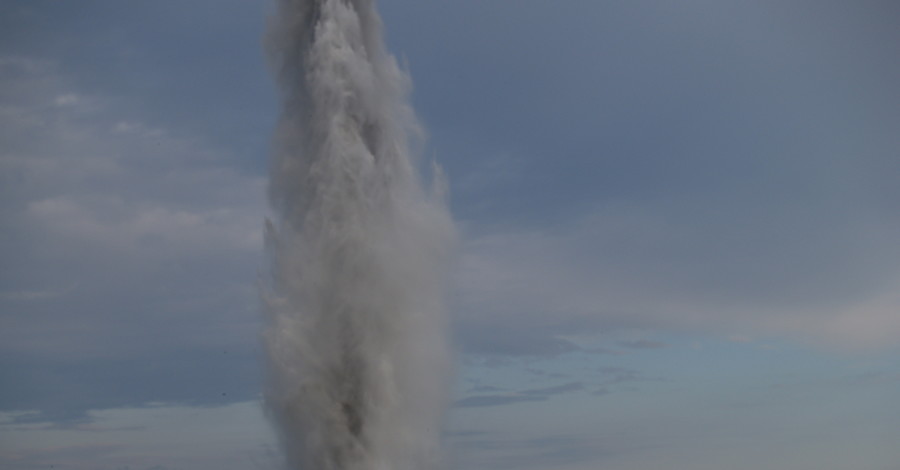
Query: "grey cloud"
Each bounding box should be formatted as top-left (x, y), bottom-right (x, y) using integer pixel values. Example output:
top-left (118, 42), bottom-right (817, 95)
top-left (521, 382), bottom-right (584, 397)
top-left (0, 285), bottom-right (75, 301)
top-left (844, 370), bottom-right (900, 387)
top-left (598, 367), bottom-right (641, 383)
top-left (399, 0), bottom-right (900, 351)
top-left (455, 382), bottom-right (586, 409)
top-left (526, 367), bottom-right (569, 379)
top-left (618, 339), bottom-right (667, 350)
top-left (0, 1), bottom-right (275, 163)
top-left (0, 443), bottom-right (124, 469)
top-left (445, 430), bottom-right (488, 438)
top-left (466, 385), bottom-right (506, 393)
top-left (583, 346), bottom-right (622, 355)
top-left (455, 196), bottom-right (900, 353)
top-left (390, 1), bottom-right (898, 224)
top-left (455, 324), bottom-right (581, 357)
top-left (0, 57), bottom-right (264, 420)
top-left (597, 366), bottom-right (665, 387)
top-left (13, 422), bottom-right (147, 433)
top-left (453, 395), bottom-right (546, 408)
top-left (0, 350), bottom-right (260, 426)
top-left (451, 433), bottom-right (614, 470)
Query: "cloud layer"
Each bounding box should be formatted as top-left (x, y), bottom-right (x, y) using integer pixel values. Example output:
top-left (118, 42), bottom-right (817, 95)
top-left (0, 55), bottom-right (265, 422)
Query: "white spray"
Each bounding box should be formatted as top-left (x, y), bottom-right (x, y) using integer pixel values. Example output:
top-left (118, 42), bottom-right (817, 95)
top-left (262, 1), bottom-right (454, 469)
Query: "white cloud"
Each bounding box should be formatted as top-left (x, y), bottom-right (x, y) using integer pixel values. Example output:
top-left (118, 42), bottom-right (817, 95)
top-left (0, 402), bottom-right (277, 470)
top-left (53, 93), bottom-right (81, 107)
top-left (456, 201), bottom-right (900, 350)
top-left (26, 196), bottom-right (262, 254)
top-left (789, 279), bottom-right (900, 348)
top-left (0, 55), bottom-right (265, 364)
top-left (0, 285), bottom-right (75, 302)
top-left (1, 54), bottom-right (265, 256)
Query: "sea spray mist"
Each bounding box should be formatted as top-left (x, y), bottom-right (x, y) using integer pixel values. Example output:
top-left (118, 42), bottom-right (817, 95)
top-left (261, 1), bottom-right (455, 469)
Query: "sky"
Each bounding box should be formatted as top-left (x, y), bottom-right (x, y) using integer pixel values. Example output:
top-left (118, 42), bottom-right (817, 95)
top-left (1, 0), bottom-right (899, 469)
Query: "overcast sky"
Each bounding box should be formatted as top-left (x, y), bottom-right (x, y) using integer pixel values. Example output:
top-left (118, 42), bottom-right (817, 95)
top-left (2, 1), bottom-right (899, 469)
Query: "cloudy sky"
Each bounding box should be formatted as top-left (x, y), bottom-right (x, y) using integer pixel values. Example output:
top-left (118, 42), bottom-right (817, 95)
top-left (2, 1), bottom-right (899, 469)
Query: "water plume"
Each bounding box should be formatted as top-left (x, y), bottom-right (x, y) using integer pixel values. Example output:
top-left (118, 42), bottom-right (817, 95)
top-left (261, 1), bottom-right (455, 469)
